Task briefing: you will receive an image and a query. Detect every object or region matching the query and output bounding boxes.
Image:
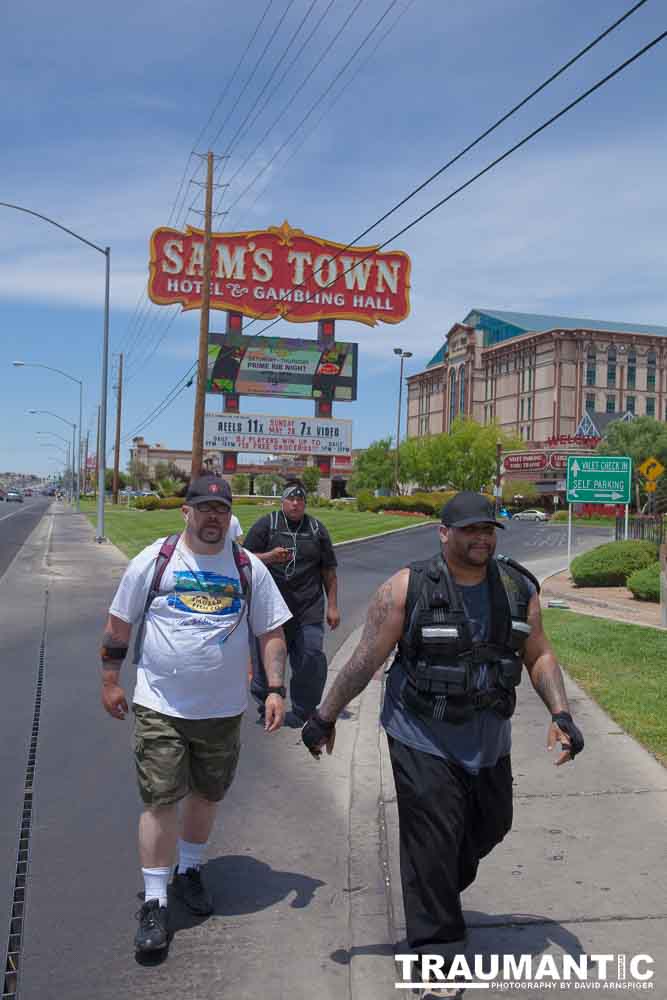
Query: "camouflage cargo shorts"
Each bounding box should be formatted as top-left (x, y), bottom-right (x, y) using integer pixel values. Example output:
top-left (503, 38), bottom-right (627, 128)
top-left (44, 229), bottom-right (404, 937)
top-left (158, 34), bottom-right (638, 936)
top-left (133, 704), bottom-right (242, 807)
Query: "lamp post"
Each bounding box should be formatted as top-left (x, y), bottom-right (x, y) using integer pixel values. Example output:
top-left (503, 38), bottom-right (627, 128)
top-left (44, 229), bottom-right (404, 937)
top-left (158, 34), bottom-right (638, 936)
top-left (28, 410), bottom-right (76, 503)
top-left (393, 348), bottom-right (413, 494)
top-left (14, 362), bottom-right (83, 511)
top-left (1, 201), bottom-right (110, 540)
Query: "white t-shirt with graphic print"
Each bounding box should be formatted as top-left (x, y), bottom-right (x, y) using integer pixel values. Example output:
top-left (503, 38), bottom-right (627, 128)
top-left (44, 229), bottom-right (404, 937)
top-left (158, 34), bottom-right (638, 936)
top-left (229, 514), bottom-right (243, 542)
top-left (110, 535), bottom-right (291, 719)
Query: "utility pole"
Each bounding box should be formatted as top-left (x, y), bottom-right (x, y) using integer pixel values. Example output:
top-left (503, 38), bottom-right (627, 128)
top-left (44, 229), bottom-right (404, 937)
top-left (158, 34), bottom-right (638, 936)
top-left (94, 405), bottom-right (101, 499)
top-left (191, 151), bottom-right (215, 479)
top-left (112, 353), bottom-right (124, 504)
top-left (83, 430), bottom-right (89, 495)
top-left (393, 348), bottom-right (413, 494)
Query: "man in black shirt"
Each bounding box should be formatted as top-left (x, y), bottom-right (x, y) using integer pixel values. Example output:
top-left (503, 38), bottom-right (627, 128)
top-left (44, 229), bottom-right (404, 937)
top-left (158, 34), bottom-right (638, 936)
top-left (244, 480), bottom-right (340, 724)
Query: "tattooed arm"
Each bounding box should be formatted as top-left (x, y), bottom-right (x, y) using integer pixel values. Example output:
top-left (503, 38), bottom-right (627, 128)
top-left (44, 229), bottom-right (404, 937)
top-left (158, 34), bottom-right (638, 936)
top-left (318, 569), bottom-right (409, 723)
top-left (321, 567), bottom-right (340, 630)
top-left (258, 626), bottom-right (288, 732)
top-left (523, 594), bottom-right (570, 714)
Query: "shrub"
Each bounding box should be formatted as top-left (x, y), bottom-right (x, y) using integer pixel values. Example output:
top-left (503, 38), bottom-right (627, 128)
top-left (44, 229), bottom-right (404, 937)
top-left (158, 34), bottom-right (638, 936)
top-left (627, 562), bottom-right (661, 602)
top-left (355, 489), bottom-right (374, 512)
top-left (231, 474), bottom-right (249, 495)
top-left (134, 495), bottom-right (160, 510)
top-left (570, 541), bottom-right (657, 587)
top-left (158, 496), bottom-right (185, 510)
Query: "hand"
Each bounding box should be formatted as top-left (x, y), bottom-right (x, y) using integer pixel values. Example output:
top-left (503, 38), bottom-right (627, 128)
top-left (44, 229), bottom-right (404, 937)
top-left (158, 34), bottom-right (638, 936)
top-left (102, 682), bottom-right (129, 721)
top-left (302, 711), bottom-right (336, 759)
top-left (267, 546), bottom-right (291, 566)
top-left (326, 606), bottom-right (341, 630)
top-left (264, 693), bottom-right (286, 732)
top-left (547, 711), bottom-right (584, 766)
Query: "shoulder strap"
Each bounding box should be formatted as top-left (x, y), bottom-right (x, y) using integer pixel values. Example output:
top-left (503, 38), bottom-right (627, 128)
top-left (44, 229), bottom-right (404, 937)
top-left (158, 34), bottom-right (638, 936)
top-left (232, 541), bottom-right (253, 613)
top-left (132, 533), bottom-right (181, 664)
top-left (309, 516), bottom-right (320, 535)
top-left (496, 554), bottom-right (540, 595)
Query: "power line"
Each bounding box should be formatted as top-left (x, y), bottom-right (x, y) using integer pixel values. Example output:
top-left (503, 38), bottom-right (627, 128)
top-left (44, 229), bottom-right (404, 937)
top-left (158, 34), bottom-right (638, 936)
top-left (116, 1), bottom-right (277, 364)
top-left (123, 362), bottom-right (197, 442)
top-left (226, 0), bottom-right (416, 229)
top-left (222, 0), bottom-right (399, 217)
top-left (242, 25), bottom-right (667, 341)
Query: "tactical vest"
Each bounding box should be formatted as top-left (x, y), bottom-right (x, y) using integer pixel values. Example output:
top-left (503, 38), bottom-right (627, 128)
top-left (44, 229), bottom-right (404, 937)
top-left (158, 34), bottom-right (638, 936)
top-left (397, 554), bottom-right (538, 725)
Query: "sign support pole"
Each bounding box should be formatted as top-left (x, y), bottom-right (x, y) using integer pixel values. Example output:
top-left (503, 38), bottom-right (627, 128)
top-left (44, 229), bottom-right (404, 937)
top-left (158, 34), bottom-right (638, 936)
top-left (567, 502), bottom-right (572, 571)
top-left (191, 151), bottom-right (214, 479)
top-left (315, 319), bottom-right (335, 496)
top-left (624, 502), bottom-right (629, 540)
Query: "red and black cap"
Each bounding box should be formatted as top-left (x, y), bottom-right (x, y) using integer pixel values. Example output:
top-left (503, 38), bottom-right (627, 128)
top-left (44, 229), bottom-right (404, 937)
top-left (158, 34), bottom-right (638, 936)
top-left (185, 476), bottom-right (232, 508)
top-left (440, 491), bottom-right (505, 529)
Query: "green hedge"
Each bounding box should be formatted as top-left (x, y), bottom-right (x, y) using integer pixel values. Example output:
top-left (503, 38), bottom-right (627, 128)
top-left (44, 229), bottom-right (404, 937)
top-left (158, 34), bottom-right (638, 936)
top-left (627, 562), bottom-right (661, 602)
top-left (570, 540), bottom-right (657, 587)
top-left (135, 495), bottom-right (183, 511)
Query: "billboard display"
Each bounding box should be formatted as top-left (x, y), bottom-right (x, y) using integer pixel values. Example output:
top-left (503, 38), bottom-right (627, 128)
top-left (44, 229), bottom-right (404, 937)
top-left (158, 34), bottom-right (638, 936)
top-left (204, 412), bottom-right (352, 457)
top-left (207, 333), bottom-right (358, 401)
top-left (148, 220), bottom-right (411, 327)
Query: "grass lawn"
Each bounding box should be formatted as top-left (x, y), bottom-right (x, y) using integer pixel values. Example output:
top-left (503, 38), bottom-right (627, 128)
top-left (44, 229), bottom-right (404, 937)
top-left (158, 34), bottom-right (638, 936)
top-left (543, 609), bottom-right (667, 766)
top-left (82, 500), bottom-right (434, 559)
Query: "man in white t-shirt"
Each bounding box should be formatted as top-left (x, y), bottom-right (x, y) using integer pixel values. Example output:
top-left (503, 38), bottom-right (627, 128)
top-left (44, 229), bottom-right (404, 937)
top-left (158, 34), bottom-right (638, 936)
top-left (228, 512), bottom-right (243, 543)
top-left (100, 475), bottom-right (291, 956)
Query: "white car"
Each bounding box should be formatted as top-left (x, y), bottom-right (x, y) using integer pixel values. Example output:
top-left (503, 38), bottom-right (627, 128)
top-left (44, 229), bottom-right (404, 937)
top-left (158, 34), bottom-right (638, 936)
top-left (512, 509), bottom-right (549, 522)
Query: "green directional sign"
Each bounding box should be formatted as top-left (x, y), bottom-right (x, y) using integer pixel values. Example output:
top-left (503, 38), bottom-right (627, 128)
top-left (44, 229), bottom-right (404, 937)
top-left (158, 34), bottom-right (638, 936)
top-left (566, 455), bottom-right (632, 504)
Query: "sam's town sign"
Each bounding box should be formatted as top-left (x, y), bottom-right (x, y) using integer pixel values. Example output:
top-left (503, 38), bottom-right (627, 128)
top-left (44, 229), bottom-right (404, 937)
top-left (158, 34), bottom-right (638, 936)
top-left (148, 220), bottom-right (411, 327)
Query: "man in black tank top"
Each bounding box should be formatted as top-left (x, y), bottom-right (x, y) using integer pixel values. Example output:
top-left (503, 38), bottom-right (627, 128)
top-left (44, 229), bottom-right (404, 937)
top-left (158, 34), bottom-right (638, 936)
top-left (245, 480), bottom-right (340, 724)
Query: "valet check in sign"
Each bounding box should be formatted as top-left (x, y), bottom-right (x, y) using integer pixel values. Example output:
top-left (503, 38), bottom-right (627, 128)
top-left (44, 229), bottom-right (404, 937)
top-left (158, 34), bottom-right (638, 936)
top-left (566, 455), bottom-right (632, 503)
top-left (204, 412), bottom-right (352, 457)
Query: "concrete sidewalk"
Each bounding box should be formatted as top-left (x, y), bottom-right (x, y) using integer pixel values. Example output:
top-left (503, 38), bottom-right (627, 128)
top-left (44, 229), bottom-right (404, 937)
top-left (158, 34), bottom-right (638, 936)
top-left (335, 560), bottom-right (667, 999)
top-left (542, 568), bottom-right (664, 629)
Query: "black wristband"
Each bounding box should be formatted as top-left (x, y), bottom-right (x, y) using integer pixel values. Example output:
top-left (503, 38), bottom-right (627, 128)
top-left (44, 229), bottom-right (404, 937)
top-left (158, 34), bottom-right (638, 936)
top-left (100, 645), bottom-right (128, 661)
top-left (551, 711), bottom-right (585, 758)
top-left (266, 685), bottom-right (286, 698)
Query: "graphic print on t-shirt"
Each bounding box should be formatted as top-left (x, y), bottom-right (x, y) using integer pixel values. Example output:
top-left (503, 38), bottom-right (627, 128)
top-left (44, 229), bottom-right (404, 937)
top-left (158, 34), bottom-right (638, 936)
top-left (167, 571), bottom-right (242, 617)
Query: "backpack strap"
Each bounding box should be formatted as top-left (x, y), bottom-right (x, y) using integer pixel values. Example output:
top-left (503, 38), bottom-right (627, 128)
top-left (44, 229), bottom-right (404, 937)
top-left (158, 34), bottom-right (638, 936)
top-left (133, 533), bottom-right (181, 664)
top-left (232, 541), bottom-right (253, 615)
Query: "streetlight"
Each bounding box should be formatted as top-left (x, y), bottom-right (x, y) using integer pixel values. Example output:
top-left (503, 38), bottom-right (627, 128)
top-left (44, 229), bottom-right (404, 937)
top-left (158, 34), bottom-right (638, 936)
top-left (1, 201), bottom-right (110, 541)
top-left (393, 348), bottom-right (413, 494)
top-left (14, 362), bottom-right (83, 511)
top-left (28, 410), bottom-right (76, 503)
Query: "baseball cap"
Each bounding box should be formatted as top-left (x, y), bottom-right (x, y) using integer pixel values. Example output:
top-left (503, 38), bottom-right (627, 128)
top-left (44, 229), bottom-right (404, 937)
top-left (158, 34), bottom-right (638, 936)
top-left (440, 491), bottom-right (505, 529)
top-left (185, 476), bottom-right (232, 508)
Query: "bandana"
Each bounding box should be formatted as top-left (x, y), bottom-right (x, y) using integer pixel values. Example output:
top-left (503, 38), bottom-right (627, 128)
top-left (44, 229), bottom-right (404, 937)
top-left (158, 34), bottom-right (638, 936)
top-left (282, 485), bottom-right (306, 501)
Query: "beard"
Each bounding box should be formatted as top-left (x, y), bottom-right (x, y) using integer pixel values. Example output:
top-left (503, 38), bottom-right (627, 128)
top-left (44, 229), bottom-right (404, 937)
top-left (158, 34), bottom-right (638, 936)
top-left (196, 522), bottom-right (225, 545)
top-left (463, 542), bottom-right (493, 565)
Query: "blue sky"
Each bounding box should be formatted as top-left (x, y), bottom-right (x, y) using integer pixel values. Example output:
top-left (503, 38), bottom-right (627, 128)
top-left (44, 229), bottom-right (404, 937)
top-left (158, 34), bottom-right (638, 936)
top-left (1, 0), bottom-right (666, 476)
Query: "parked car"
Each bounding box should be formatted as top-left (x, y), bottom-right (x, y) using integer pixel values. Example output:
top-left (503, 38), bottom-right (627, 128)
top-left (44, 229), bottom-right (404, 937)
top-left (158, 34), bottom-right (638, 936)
top-left (512, 508), bottom-right (548, 522)
top-left (6, 490), bottom-right (24, 503)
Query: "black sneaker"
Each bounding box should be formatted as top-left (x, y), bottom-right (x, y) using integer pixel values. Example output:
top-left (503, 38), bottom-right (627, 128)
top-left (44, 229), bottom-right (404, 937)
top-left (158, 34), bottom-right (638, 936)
top-left (172, 866), bottom-right (214, 915)
top-left (135, 899), bottom-right (169, 952)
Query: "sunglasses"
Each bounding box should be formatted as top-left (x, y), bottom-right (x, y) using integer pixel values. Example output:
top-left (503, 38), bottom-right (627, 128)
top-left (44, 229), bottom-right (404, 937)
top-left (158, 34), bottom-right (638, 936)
top-left (191, 503), bottom-right (231, 514)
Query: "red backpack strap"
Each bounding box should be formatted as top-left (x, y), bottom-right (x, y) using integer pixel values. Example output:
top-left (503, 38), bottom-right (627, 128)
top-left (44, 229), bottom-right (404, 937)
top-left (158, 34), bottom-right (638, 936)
top-left (132, 533), bottom-right (181, 664)
top-left (232, 541), bottom-right (253, 614)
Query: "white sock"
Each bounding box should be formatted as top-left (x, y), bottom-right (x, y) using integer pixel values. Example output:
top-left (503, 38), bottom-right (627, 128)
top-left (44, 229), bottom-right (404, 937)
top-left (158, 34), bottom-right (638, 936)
top-left (177, 838), bottom-right (206, 873)
top-left (142, 866), bottom-right (171, 907)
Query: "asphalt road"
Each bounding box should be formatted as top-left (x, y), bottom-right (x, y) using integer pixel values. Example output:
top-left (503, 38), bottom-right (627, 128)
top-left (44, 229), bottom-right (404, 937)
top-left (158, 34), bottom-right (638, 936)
top-left (0, 495), bottom-right (50, 580)
top-left (1, 511), bottom-right (613, 1000)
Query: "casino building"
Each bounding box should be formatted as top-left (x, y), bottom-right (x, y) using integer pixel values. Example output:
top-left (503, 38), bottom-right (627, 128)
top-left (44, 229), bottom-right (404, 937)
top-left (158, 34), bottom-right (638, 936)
top-left (406, 308), bottom-right (667, 499)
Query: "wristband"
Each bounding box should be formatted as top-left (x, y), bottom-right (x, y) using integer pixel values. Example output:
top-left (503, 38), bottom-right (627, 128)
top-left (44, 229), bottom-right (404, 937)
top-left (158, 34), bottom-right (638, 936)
top-left (100, 645), bottom-right (128, 661)
top-left (265, 685), bottom-right (287, 699)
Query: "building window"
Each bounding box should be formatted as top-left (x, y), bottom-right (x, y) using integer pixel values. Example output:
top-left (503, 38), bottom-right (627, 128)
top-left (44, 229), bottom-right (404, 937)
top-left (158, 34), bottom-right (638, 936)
top-left (520, 398), bottom-right (525, 420)
top-left (458, 365), bottom-right (466, 415)
top-left (626, 395), bottom-right (635, 414)
top-left (607, 345), bottom-right (616, 388)
top-left (646, 397), bottom-right (655, 417)
top-left (449, 369), bottom-right (457, 427)
top-left (527, 397), bottom-right (532, 419)
top-left (585, 393), bottom-right (595, 413)
top-left (627, 349), bottom-right (636, 389)
top-left (586, 345), bottom-right (596, 386)
top-left (606, 395), bottom-right (615, 413)
top-left (528, 366), bottom-right (532, 390)
top-left (647, 350), bottom-right (656, 391)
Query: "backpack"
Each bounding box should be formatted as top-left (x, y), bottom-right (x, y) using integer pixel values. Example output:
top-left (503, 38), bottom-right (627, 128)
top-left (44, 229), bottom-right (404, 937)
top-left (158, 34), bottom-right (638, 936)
top-left (132, 533), bottom-right (253, 664)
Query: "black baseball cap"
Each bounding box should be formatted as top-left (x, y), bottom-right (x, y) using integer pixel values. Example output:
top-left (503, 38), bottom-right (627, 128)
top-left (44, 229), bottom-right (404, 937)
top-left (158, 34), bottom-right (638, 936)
top-left (440, 491), bottom-right (505, 529)
top-left (185, 476), bottom-right (232, 508)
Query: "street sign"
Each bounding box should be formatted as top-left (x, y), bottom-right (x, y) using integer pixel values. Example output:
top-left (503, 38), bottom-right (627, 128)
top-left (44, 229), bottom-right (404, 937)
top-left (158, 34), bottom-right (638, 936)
top-left (645, 481), bottom-right (657, 493)
top-left (566, 455), bottom-right (632, 503)
top-left (638, 456), bottom-right (665, 481)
